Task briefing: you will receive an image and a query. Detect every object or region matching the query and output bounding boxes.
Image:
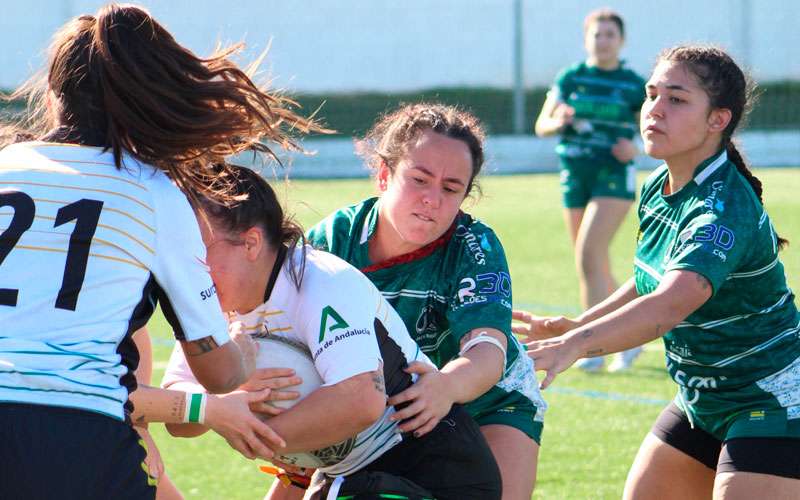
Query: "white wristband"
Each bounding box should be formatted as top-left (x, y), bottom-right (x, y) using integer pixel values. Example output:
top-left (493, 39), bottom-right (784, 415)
top-left (459, 331), bottom-right (507, 361)
top-left (184, 393), bottom-right (207, 424)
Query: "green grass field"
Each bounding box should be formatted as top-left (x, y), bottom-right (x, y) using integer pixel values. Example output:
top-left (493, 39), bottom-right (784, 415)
top-left (147, 169), bottom-right (800, 499)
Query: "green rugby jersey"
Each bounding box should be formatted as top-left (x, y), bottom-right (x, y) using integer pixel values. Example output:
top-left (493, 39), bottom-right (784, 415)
top-left (553, 61), bottom-right (645, 166)
top-left (307, 197), bottom-right (545, 423)
top-left (634, 150), bottom-right (800, 420)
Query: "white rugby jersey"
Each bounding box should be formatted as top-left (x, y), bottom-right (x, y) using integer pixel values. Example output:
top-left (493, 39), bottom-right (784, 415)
top-left (163, 246), bottom-right (435, 476)
top-left (0, 142), bottom-right (229, 421)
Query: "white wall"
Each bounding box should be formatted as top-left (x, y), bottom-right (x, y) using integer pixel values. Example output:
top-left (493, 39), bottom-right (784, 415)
top-left (3, 0), bottom-right (798, 92)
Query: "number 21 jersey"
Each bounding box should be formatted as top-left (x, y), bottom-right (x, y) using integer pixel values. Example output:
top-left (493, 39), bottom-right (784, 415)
top-left (0, 142), bottom-right (228, 420)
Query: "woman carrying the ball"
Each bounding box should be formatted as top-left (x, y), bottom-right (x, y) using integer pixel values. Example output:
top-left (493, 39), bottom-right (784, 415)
top-left (518, 46), bottom-right (800, 497)
top-left (306, 103), bottom-right (546, 500)
top-left (534, 8), bottom-right (646, 372)
top-left (162, 165), bottom-right (502, 500)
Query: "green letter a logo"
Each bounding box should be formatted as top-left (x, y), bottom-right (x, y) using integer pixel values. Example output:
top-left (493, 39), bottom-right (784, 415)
top-left (319, 305), bottom-right (349, 342)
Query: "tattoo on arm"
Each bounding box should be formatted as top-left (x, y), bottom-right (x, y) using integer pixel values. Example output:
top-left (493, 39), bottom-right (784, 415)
top-left (171, 393), bottom-right (185, 420)
top-left (695, 273), bottom-right (711, 291)
top-left (371, 369), bottom-right (386, 394)
top-left (184, 336), bottom-right (220, 356)
top-left (581, 329), bottom-right (604, 356)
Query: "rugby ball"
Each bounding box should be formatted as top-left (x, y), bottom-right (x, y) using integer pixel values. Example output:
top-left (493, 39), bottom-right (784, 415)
top-left (254, 335), bottom-right (356, 469)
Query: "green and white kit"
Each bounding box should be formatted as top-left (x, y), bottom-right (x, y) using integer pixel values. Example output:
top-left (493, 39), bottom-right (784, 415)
top-left (308, 198), bottom-right (547, 443)
top-left (551, 61), bottom-right (646, 207)
top-left (634, 150), bottom-right (800, 440)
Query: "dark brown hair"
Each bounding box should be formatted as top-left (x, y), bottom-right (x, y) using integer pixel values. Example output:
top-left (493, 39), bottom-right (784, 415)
top-left (658, 45), bottom-right (787, 249)
top-left (584, 8), bottom-right (625, 38)
top-left (2, 3), bottom-right (328, 203)
top-left (356, 103), bottom-right (486, 196)
top-left (196, 164), bottom-right (306, 289)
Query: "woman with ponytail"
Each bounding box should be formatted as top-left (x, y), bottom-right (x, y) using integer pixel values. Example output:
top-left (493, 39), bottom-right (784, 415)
top-left (0, 4), bottom-right (322, 499)
top-left (516, 45), bottom-right (799, 497)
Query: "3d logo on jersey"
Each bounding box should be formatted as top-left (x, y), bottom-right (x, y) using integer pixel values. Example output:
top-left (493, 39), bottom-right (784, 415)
top-left (319, 305), bottom-right (349, 342)
top-left (455, 272), bottom-right (512, 310)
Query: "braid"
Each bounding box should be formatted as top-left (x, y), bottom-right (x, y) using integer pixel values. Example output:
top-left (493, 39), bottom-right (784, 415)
top-left (724, 140), bottom-right (762, 203)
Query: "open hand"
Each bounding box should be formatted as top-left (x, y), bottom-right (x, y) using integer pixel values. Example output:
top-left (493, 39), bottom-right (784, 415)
top-left (512, 310), bottom-right (579, 342)
top-left (135, 426), bottom-right (164, 485)
top-left (205, 389), bottom-right (286, 460)
top-left (525, 336), bottom-right (582, 389)
top-left (387, 362), bottom-right (453, 437)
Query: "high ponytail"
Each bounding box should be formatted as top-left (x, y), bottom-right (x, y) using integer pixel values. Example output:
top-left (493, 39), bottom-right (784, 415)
top-left (659, 45), bottom-right (788, 250)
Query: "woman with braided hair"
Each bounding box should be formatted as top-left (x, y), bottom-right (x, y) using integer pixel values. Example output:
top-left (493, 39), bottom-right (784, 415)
top-left (517, 45), bottom-right (800, 497)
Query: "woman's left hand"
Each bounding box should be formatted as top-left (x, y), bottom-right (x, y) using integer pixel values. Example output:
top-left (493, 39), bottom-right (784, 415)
top-left (135, 426), bottom-right (164, 485)
top-left (611, 137), bottom-right (638, 163)
top-left (526, 335), bottom-right (583, 389)
top-left (387, 362), bottom-right (454, 437)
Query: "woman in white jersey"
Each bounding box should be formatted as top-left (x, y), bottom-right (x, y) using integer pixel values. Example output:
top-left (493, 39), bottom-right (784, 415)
top-left (0, 5), bottom-right (320, 499)
top-left (162, 165), bottom-right (502, 500)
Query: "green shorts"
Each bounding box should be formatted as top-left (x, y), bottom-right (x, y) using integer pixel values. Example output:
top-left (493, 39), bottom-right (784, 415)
top-left (559, 158), bottom-right (636, 208)
top-left (467, 387), bottom-right (545, 445)
top-left (474, 406), bottom-right (544, 445)
top-left (676, 355), bottom-right (800, 441)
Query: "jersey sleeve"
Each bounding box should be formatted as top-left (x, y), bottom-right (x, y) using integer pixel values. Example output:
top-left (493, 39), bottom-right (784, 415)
top-left (306, 218), bottom-right (331, 252)
top-left (445, 223), bottom-right (514, 342)
top-left (665, 209), bottom-right (754, 294)
top-left (149, 177), bottom-right (229, 346)
top-left (296, 265), bottom-right (382, 387)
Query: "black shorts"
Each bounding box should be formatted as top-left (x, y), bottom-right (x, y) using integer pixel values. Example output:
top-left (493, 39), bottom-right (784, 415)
top-left (651, 402), bottom-right (800, 479)
top-left (0, 402), bottom-right (156, 500)
top-left (308, 405), bottom-right (502, 500)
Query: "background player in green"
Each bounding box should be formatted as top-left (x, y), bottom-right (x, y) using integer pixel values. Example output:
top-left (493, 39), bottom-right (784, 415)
top-left (307, 104), bottom-right (546, 500)
top-left (517, 46), bottom-right (800, 498)
top-left (534, 8), bottom-right (646, 372)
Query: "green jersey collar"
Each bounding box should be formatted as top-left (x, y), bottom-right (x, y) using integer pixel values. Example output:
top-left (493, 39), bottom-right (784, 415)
top-left (693, 149), bottom-right (728, 186)
top-left (360, 197), bottom-right (380, 246)
top-left (657, 149), bottom-right (727, 205)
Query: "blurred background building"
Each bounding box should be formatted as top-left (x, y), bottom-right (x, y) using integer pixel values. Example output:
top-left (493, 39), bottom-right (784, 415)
top-left (3, 0), bottom-right (798, 176)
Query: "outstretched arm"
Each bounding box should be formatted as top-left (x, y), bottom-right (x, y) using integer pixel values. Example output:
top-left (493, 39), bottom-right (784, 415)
top-left (528, 270), bottom-right (711, 388)
top-left (514, 278), bottom-right (640, 341)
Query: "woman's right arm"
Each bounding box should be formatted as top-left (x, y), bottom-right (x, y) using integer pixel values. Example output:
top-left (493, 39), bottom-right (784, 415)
top-left (534, 91), bottom-right (574, 137)
top-left (528, 270), bottom-right (712, 388)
